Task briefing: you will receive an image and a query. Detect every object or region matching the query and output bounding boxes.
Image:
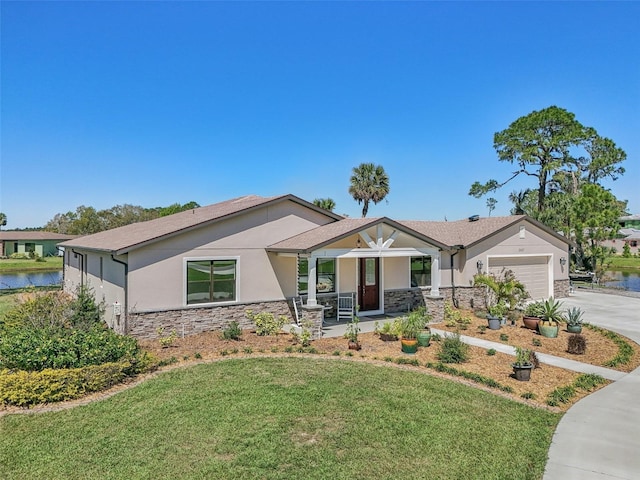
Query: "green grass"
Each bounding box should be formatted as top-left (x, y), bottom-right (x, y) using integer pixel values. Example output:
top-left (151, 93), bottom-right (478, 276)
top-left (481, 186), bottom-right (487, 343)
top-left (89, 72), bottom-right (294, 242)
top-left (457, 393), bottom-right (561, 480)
top-left (0, 358), bottom-right (560, 480)
top-left (606, 256), bottom-right (640, 270)
top-left (0, 257), bottom-right (63, 272)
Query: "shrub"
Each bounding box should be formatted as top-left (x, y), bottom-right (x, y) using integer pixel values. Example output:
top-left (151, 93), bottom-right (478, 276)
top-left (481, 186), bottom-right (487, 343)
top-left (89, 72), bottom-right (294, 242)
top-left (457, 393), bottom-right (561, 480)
top-left (444, 301), bottom-right (472, 329)
top-left (246, 310), bottom-right (287, 336)
top-left (500, 333), bottom-right (509, 342)
top-left (0, 361), bottom-right (136, 406)
top-left (532, 338), bottom-right (542, 347)
top-left (437, 333), bottom-right (469, 364)
top-left (487, 348), bottom-right (496, 356)
top-left (0, 324), bottom-right (142, 372)
top-left (567, 334), bottom-right (587, 355)
top-left (2, 290), bottom-right (70, 330)
top-left (222, 321), bottom-right (243, 340)
top-left (156, 327), bottom-right (178, 348)
top-left (68, 285), bottom-right (105, 330)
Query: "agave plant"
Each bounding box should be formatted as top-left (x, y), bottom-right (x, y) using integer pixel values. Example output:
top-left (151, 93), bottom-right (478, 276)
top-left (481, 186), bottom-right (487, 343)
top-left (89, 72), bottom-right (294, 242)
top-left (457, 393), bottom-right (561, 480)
top-left (565, 307), bottom-right (584, 326)
top-left (539, 297), bottom-right (565, 325)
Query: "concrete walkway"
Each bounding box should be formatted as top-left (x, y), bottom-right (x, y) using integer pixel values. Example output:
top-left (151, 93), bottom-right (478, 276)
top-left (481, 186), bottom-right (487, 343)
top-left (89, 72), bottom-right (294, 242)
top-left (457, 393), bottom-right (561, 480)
top-left (543, 290), bottom-right (640, 480)
top-left (322, 290), bottom-right (640, 479)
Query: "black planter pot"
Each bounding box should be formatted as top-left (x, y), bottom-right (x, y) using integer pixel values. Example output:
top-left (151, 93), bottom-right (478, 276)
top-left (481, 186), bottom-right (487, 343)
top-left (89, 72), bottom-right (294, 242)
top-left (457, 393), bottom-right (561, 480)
top-left (513, 364), bottom-right (534, 381)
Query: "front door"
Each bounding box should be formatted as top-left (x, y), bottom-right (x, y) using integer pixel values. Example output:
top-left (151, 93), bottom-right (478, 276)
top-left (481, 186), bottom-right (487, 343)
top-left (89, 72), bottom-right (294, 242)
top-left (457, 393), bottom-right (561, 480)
top-left (358, 257), bottom-right (379, 312)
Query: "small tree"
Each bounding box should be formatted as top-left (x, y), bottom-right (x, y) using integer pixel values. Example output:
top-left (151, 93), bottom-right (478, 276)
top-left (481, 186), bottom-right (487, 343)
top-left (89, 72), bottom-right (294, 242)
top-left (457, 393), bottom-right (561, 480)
top-left (622, 243), bottom-right (632, 258)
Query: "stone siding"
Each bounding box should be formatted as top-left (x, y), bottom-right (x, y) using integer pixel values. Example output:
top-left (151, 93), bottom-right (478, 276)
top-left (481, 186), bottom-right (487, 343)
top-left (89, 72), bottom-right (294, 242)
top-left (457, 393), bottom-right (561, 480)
top-left (554, 279), bottom-right (570, 298)
top-left (127, 299), bottom-right (294, 339)
top-left (383, 288), bottom-right (445, 323)
top-left (439, 286), bottom-right (486, 310)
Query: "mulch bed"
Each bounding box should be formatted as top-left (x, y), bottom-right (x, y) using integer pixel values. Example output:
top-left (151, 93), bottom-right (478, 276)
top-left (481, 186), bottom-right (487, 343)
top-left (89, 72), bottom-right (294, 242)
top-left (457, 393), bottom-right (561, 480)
top-left (4, 314), bottom-right (638, 416)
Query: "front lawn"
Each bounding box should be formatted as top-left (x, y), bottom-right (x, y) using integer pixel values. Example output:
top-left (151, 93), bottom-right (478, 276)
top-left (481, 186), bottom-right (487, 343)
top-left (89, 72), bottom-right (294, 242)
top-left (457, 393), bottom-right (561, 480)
top-left (0, 358), bottom-right (560, 480)
top-left (0, 256), bottom-right (63, 272)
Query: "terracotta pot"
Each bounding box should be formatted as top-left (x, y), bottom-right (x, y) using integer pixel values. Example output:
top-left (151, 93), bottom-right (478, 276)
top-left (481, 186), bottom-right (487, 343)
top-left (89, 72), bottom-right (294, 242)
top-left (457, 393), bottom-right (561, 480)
top-left (522, 316), bottom-right (540, 331)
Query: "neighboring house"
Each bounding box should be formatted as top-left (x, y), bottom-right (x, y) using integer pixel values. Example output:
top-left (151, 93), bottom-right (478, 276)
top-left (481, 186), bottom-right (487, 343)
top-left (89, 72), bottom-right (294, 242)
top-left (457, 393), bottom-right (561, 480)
top-left (0, 231), bottom-right (76, 258)
top-left (59, 194), bottom-right (571, 339)
top-left (618, 214), bottom-right (640, 230)
top-left (603, 227), bottom-right (640, 255)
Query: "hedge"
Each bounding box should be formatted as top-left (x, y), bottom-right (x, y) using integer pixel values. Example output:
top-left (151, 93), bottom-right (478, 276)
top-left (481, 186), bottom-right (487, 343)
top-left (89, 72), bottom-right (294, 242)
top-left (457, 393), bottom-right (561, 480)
top-left (0, 357), bottom-right (155, 407)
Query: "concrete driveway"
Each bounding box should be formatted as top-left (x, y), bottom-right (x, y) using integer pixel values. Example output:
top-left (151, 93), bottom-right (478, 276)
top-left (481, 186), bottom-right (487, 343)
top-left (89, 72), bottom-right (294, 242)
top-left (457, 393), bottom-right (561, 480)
top-left (543, 290), bottom-right (640, 480)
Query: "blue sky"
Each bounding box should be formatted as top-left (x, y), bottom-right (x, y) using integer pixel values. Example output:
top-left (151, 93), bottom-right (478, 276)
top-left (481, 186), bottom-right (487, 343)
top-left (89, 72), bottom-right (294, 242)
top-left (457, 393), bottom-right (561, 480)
top-left (1, 1), bottom-right (638, 229)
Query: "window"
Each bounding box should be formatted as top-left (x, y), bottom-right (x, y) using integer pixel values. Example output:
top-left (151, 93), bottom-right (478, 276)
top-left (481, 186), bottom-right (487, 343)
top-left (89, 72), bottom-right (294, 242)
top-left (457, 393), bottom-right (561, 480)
top-left (298, 257), bottom-right (336, 295)
top-left (25, 242), bottom-right (36, 254)
top-left (187, 259), bottom-right (237, 305)
top-left (411, 256), bottom-right (431, 287)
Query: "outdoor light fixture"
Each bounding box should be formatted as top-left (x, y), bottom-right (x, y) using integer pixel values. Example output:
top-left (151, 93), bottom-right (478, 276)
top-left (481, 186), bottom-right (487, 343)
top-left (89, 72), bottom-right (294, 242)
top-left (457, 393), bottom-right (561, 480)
top-left (476, 259), bottom-right (483, 272)
top-left (560, 257), bottom-right (567, 266)
top-left (356, 238), bottom-right (362, 248)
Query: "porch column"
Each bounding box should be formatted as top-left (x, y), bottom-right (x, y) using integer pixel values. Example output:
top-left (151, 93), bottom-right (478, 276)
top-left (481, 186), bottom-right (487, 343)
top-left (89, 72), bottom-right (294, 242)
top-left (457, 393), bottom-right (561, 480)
top-left (307, 256), bottom-right (318, 306)
top-left (430, 252), bottom-right (440, 296)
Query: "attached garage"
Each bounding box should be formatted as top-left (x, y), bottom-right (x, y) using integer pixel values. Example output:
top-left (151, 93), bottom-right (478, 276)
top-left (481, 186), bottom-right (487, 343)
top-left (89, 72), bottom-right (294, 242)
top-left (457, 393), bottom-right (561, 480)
top-left (488, 256), bottom-right (551, 301)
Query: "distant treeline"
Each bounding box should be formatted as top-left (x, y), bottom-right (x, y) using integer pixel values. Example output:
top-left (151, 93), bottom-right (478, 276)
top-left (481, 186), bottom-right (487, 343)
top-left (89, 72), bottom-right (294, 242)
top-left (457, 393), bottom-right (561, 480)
top-left (43, 202), bottom-right (200, 235)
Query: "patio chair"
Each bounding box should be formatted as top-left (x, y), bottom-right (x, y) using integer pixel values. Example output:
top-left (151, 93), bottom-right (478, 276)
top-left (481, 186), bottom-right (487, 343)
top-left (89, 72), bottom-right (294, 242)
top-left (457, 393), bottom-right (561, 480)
top-left (292, 296), bottom-right (304, 326)
top-left (337, 293), bottom-right (355, 322)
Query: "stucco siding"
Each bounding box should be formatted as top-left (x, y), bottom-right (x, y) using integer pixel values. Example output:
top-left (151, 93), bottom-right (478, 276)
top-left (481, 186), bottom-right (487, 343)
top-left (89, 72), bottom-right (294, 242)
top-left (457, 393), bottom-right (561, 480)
top-left (338, 257), bottom-right (357, 293)
top-left (384, 257), bottom-right (410, 289)
top-left (126, 201), bottom-right (333, 312)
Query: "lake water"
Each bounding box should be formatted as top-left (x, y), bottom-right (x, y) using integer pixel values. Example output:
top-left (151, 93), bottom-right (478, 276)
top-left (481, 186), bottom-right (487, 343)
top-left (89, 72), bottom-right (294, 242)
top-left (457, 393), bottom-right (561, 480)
top-left (0, 270), bottom-right (63, 290)
top-left (603, 271), bottom-right (640, 292)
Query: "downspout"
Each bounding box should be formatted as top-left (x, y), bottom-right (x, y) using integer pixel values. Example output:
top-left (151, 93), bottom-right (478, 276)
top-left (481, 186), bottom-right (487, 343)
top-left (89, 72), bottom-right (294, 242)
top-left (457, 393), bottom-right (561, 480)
top-left (450, 245), bottom-right (463, 308)
top-left (111, 254), bottom-right (129, 334)
top-left (71, 249), bottom-right (85, 287)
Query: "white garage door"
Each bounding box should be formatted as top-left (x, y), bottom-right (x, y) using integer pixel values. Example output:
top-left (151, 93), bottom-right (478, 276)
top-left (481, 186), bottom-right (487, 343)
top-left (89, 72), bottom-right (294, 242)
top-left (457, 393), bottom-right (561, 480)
top-left (488, 256), bottom-right (550, 301)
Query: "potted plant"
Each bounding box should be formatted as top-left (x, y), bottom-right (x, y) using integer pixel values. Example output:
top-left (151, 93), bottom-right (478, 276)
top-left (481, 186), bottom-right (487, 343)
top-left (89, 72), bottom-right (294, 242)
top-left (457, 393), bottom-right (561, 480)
top-left (376, 319), bottom-right (400, 341)
top-left (522, 300), bottom-right (544, 330)
top-left (565, 306), bottom-right (584, 334)
top-left (538, 297), bottom-right (564, 338)
top-left (512, 346), bottom-right (534, 381)
top-left (487, 302), bottom-right (506, 330)
top-left (399, 310), bottom-right (423, 354)
top-left (474, 270), bottom-right (528, 329)
top-left (344, 317), bottom-right (361, 350)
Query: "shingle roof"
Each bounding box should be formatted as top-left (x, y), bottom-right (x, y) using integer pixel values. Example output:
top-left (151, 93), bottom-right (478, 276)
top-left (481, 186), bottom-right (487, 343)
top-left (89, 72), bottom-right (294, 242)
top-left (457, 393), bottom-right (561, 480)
top-left (400, 215), bottom-right (571, 248)
top-left (60, 194), bottom-right (339, 254)
top-left (399, 216), bottom-right (525, 247)
top-left (268, 217), bottom-right (450, 252)
top-left (0, 231), bottom-right (77, 241)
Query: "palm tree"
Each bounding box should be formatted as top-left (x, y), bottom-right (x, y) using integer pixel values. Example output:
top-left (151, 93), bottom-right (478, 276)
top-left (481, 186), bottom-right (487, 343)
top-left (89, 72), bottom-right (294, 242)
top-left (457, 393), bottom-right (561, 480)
top-left (509, 189), bottom-right (530, 215)
top-left (348, 163), bottom-right (390, 217)
top-left (0, 212), bottom-right (6, 230)
top-left (313, 198), bottom-right (336, 212)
